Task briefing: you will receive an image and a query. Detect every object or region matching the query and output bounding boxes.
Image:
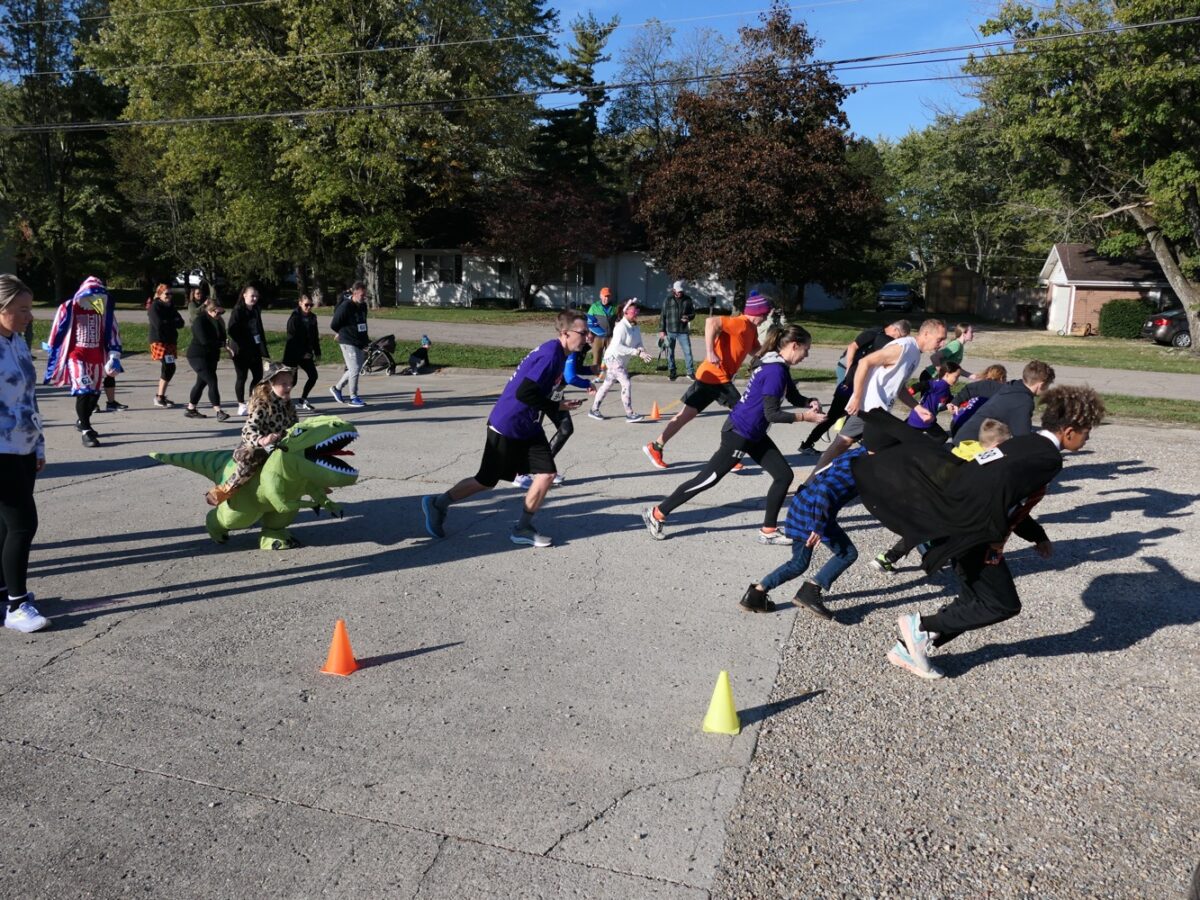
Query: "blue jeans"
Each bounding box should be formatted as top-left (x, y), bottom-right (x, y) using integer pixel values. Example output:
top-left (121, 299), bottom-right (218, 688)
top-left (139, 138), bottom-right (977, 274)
top-left (666, 332), bottom-right (694, 376)
top-left (760, 521), bottom-right (858, 592)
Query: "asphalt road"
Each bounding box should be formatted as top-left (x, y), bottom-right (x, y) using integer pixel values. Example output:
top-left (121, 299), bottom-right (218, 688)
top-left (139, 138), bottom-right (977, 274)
top-left (1, 358), bottom-right (1195, 898)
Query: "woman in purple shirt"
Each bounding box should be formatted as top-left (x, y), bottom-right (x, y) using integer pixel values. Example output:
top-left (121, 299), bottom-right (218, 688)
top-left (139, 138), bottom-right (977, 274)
top-left (641, 325), bottom-right (826, 544)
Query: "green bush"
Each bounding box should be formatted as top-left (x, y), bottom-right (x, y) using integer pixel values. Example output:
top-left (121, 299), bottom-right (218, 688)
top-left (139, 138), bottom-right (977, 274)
top-left (1098, 298), bottom-right (1150, 338)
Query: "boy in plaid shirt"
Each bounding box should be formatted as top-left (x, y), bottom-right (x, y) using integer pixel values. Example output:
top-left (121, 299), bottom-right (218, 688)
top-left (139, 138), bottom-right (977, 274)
top-left (740, 445), bottom-right (866, 618)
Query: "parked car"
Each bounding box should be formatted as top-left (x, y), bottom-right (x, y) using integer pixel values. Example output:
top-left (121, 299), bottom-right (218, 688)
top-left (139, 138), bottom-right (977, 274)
top-left (1142, 307), bottom-right (1191, 348)
top-left (172, 268), bottom-right (225, 288)
top-left (876, 282), bottom-right (920, 313)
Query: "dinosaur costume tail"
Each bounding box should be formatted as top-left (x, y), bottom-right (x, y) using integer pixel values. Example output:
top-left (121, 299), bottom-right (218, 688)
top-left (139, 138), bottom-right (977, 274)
top-left (149, 450), bottom-right (234, 485)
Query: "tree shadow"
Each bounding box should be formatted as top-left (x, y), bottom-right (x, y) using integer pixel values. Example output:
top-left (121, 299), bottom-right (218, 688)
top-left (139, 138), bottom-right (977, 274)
top-left (938, 556), bottom-right (1199, 675)
top-left (740, 690), bottom-right (825, 726)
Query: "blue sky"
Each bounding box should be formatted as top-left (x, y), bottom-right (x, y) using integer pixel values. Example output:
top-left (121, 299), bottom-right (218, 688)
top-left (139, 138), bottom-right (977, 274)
top-left (558, 0), bottom-right (994, 140)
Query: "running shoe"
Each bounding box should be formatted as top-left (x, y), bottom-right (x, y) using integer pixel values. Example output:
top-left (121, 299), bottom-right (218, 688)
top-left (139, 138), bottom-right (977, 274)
top-left (643, 442), bottom-right (667, 469)
top-left (551, 472), bottom-right (565, 486)
top-left (329, 386), bottom-right (346, 404)
top-left (641, 506), bottom-right (665, 540)
top-left (870, 552), bottom-right (896, 574)
top-left (4, 597), bottom-right (49, 633)
top-left (153, 396), bottom-right (172, 408)
top-left (587, 408), bottom-right (604, 420)
top-left (81, 429), bottom-right (100, 448)
top-left (731, 461), bottom-right (744, 471)
top-left (512, 474), bottom-right (533, 490)
top-left (510, 525), bottom-right (552, 548)
top-left (183, 407), bottom-right (206, 419)
top-left (796, 445), bottom-right (819, 457)
top-left (296, 399), bottom-right (315, 412)
top-left (236, 403), bottom-right (249, 416)
top-left (897, 613), bottom-right (941, 678)
top-left (757, 529), bottom-right (792, 546)
top-left (887, 641), bottom-right (944, 680)
top-left (625, 413), bottom-right (645, 423)
top-left (348, 396), bottom-right (367, 408)
top-left (421, 495), bottom-right (446, 538)
top-left (215, 409), bottom-right (230, 422)
top-left (105, 400), bottom-right (129, 411)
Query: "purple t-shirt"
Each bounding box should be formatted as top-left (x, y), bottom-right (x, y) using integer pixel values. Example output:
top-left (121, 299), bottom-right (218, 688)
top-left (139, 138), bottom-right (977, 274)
top-left (727, 359), bottom-right (789, 442)
top-left (907, 378), bottom-right (952, 428)
top-left (488, 339), bottom-right (566, 440)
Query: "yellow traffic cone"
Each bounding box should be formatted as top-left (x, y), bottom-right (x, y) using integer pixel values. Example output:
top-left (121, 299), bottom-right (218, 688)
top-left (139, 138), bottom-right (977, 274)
top-left (702, 670), bottom-right (741, 735)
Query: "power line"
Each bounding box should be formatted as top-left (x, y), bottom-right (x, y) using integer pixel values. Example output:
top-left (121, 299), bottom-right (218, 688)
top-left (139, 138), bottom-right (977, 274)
top-left (2, 0), bottom-right (281, 29)
top-left (3, 13), bottom-right (1197, 134)
top-left (14, 0), bottom-right (863, 79)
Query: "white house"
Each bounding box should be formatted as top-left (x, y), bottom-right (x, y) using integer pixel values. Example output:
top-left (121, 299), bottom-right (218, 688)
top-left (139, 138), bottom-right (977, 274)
top-left (393, 249), bottom-right (845, 311)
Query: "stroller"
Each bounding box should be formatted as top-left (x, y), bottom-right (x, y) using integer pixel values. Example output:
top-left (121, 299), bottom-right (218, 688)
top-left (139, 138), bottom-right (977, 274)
top-left (358, 334), bottom-right (397, 376)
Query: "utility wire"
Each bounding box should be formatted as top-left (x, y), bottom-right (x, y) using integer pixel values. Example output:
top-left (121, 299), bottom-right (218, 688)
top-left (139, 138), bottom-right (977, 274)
top-left (2, 0), bottom-right (282, 29)
top-left (3, 13), bottom-right (1197, 134)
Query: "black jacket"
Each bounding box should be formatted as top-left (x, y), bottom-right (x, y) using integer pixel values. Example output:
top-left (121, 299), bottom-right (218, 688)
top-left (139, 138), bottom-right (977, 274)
top-left (283, 308), bottom-right (321, 365)
top-left (227, 302), bottom-right (269, 359)
top-left (953, 380), bottom-right (1035, 445)
top-left (852, 411), bottom-right (1062, 573)
top-left (147, 300), bottom-right (185, 345)
top-left (330, 298), bottom-right (369, 348)
top-left (187, 313), bottom-right (226, 362)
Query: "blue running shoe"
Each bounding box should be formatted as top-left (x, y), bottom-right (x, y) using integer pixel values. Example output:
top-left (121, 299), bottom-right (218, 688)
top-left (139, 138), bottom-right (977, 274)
top-left (421, 495), bottom-right (446, 538)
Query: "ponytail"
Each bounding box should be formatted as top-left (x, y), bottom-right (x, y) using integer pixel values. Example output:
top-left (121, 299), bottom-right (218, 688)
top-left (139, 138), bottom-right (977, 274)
top-left (758, 323), bottom-right (812, 358)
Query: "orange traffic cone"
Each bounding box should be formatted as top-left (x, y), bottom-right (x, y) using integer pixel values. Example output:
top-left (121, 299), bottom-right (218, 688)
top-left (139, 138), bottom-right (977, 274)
top-left (320, 619), bottom-right (358, 676)
top-left (413, 388), bottom-right (425, 407)
top-left (649, 401), bottom-right (661, 421)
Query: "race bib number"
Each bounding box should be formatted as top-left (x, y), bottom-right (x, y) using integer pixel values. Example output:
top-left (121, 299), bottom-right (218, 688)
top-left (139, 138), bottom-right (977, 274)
top-left (357, 323), bottom-right (367, 332)
top-left (974, 447), bottom-right (1005, 465)
top-left (78, 374), bottom-right (93, 387)
top-left (164, 354), bottom-right (176, 364)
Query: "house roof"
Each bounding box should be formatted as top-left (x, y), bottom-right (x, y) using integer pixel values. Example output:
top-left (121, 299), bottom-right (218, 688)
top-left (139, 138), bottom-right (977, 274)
top-left (1041, 243), bottom-right (1168, 285)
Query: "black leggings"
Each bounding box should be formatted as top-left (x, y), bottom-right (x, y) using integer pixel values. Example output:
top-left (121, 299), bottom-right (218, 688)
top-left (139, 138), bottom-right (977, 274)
top-left (547, 408), bottom-right (573, 457)
top-left (188, 356), bottom-right (221, 406)
top-left (802, 384), bottom-right (851, 448)
top-left (294, 358), bottom-right (318, 398)
top-left (75, 393), bottom-right (100, 429)
top-left (233, 353), bottom-right (264, 404)
top-left (658, 428), bottom-right (793, 527)
top-left (0, 453), bottom-right (39, 599)
top-left (160, 360), bottom-right (177, 382)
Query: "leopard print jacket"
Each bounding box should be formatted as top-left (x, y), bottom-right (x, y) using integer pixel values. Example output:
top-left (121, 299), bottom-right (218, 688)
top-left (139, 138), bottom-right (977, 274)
top-left (240, 391), bottom-right (299, 447)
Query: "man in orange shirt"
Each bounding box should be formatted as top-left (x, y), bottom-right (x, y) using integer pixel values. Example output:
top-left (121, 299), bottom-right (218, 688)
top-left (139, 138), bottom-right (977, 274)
top-left (643, 291), bottom-right (773, 469)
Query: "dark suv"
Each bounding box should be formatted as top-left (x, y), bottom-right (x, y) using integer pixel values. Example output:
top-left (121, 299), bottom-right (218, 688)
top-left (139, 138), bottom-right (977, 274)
top-left (876, 282), bottom-right (919, 313)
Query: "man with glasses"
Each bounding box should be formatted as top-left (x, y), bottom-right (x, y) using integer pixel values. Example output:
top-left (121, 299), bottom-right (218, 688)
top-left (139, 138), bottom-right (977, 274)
top-left (422, 311), bottom-right (589, 548)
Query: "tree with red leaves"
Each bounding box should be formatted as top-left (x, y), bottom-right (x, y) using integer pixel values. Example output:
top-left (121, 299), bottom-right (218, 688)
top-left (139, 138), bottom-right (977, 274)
top-left (636, 4), bottom-right (886, 308)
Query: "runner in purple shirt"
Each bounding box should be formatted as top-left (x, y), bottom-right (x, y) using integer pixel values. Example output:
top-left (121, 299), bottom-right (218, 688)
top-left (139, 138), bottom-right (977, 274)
top-left (421, 311), bottom-right (590, 548)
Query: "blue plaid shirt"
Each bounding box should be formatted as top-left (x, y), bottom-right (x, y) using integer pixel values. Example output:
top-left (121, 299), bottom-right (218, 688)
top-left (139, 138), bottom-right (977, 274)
top-left (782, 446), bottom-right (865, 541)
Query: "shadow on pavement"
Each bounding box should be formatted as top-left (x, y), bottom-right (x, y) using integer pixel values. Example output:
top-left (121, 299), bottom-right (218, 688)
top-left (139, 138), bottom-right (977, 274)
top-left (357, 641), bottom-right (464, 669)
top-left (740, 690), bottom-right (825, 726)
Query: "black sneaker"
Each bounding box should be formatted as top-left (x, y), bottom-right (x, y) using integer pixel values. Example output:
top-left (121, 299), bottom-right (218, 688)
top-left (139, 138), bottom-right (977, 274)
top-left (739, 583), bottom-right (773, 613)
top-left (105, 400), bottom-right (129, 411)
top-left (81, 429), bottom-right (100, 448)
top-left (794, 581), bottom-right (833, 620)
top-left (669, 372), bottom-right (678, 381)
top-left (214, 409), bottom-right (230, 422)
top-left (183, 407), bottom-right (207, 419)
top-left (74, 419), bottom-right (86, 432)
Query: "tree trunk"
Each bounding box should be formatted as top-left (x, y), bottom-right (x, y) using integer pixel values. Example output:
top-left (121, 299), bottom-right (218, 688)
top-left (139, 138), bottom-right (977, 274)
top-left (1129, 205), bottom-right (1200, 355)
top-left (293, 261), bottom-right (308, 298)
top-left (310, 259), bottom-right (325, 307)
top-left (358, 247), bottom-right (381, 308)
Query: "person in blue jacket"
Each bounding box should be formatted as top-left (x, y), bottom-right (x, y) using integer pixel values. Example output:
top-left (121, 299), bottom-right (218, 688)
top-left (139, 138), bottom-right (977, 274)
top-left (641, 324), bottom-right (825, 544)
top-left (512, 339), bottom-right (596, 489)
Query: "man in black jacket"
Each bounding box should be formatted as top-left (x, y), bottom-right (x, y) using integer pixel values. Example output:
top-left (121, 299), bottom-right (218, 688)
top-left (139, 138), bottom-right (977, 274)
top-left (659, 280), bottom-right (696, 381)
top-left (329, 282), bottom-right (369, 407)
top-left (852, 386), bottom-right (1105, 680)
top-left (952, 359), bottom-right (1055, 446)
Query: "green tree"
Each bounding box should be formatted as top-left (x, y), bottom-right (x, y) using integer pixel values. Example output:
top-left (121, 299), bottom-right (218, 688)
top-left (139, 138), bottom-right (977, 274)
top-left (966, 0), bottom-right (1200, 347)
top-left (636, 4), bottom-right (886, 307)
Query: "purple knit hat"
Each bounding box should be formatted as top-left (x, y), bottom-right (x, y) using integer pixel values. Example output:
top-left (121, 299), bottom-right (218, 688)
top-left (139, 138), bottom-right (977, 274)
top-left (743, 292), bottom-right (772, 317)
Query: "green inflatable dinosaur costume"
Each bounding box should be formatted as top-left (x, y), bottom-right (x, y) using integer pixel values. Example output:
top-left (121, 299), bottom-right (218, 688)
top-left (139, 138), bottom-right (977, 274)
top-left (150, 415), bottom-right (360, 550)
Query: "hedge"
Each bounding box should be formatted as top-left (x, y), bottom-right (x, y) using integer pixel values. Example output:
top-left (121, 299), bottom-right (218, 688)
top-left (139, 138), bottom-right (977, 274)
top-left (1098, 298), bottom-right (1150, 339)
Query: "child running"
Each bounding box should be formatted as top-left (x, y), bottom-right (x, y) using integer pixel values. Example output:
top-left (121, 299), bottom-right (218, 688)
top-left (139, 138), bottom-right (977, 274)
top-left (589, 298), bottom-right (653, 422)
top-left (851, 387), bottom-right (1106, 680)
top-left (205, 363), bottom-right (298, 507)
top-left (906, 362), bottom-right (961, 442)
top-left (642, 325), bottom-right (825, 543)
top-left (739, 445), bottom-right (866, 618)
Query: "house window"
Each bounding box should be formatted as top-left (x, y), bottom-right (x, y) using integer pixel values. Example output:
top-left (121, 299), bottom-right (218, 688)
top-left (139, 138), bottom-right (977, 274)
top-left (416, 253), bottom-right (462, 285)
top-left (579, 261), bottom-right (595, 287)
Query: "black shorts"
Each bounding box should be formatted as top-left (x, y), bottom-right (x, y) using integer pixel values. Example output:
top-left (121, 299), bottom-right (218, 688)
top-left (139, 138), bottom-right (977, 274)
top-left (681, 379), bottom-right (741, 412)
top-left (474, 427), bottom-right (555, 487)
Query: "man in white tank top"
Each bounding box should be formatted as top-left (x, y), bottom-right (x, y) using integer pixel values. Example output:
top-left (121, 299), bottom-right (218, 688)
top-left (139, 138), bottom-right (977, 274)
top-left (806, 318), bottom-right (947, 480)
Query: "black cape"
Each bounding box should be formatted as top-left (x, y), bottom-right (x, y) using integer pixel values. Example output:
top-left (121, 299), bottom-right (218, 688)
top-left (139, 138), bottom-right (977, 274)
top-left (851, 410), bottom-right (1062, 573)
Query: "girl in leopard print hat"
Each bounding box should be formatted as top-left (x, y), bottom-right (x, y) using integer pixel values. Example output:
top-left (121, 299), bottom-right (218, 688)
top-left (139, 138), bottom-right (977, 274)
top-left (205, 362), bottom-right (299, 506)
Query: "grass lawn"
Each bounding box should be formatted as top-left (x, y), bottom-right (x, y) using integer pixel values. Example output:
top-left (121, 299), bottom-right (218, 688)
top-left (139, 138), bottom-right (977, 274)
top-left (991, 341), bottom-right (1200, 375)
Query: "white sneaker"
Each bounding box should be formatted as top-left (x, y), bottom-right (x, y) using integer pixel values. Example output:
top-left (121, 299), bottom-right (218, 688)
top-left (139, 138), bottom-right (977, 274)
top-left (236, 403), bottom-right (248, 416)
top-left (551, 472), bottom-right (565, 486)
top-left (587, 408), bottom-right (604, 420)
top-left (5, 598), bottom-right (49, 633)
top-left (512, 474), bottom-right (533, 489)
top-left (510, 525), bottom-right (552, 548)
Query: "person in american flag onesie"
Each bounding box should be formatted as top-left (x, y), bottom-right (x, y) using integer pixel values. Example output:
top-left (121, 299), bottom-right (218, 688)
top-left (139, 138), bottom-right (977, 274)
top-left (44, 276), bottom-right (122, 448)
